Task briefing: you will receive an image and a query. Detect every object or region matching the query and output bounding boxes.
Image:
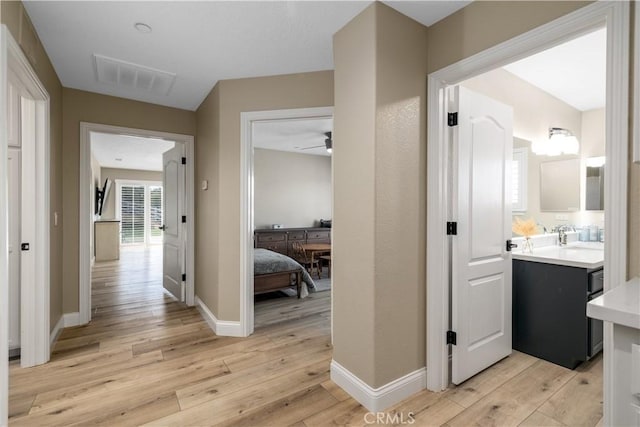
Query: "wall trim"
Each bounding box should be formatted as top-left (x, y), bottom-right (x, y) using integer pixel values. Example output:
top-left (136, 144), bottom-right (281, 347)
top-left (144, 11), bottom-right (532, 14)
top-left (79, 122), bottom-right (196, 325)
top-left (49, 315), bottom-right (64, 348)
top-left (239, 106), bottom-right (334, 337)
top-left (63, 312), bottom-right (83, 328)
top-left (195, 296), bottom-right (243, 337)
top-left (330, 360), bottom-right (427, 412)
top-left (426, 4), bottom-right (628, 427)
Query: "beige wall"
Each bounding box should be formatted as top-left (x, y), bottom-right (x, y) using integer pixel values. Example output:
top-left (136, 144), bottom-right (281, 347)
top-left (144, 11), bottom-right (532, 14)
top-left (99, 168), bottom-right (163, 220)
top-left (2, 0), bottom-right (64, 331)
top-left (333, 2), bottom-right (428, 388)
top-left (195, 84), bottom-right (220, 317)
top-left (427, 1), bottom-right (593, 74)
top-left (462, 68), bottom-right (605, 230)
top-left (62, 88), bottom-right (196, 313)
top-left (195, 70), bottom-right (334, 320)
top-left (254, 149), bottom-right (331, 229)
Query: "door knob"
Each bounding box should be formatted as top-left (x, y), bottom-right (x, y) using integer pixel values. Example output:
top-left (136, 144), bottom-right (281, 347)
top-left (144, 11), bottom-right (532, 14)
top-left (506, 240), bottom-right (518, 252)
top-left (159, 225), bottom-right (166, 231)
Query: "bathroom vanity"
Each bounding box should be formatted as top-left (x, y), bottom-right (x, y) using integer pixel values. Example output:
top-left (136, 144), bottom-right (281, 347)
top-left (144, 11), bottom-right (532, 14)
top-left (588, 278), bottom-right (640, 426)
top-left (512, 240), bottom-right (604, 369)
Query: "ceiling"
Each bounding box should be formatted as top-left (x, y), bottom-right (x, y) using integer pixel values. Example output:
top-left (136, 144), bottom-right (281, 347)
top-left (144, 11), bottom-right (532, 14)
top-left (503, 27), bottom-right (606, 111)
top-left (253, 117), bottom-right (333, 157)
top-left (91, 132), bottom-right (175, 171)
top-left (22, 1), bottom-right (470, 111)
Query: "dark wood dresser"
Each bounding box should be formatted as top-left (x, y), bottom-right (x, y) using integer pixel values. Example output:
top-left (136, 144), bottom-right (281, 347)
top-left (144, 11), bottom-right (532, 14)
top-left (254, 227), bottom-right (331, 257)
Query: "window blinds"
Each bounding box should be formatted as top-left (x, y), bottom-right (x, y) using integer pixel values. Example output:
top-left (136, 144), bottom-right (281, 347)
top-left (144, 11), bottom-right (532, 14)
top-left (120, 185), bottom-right (146, 244)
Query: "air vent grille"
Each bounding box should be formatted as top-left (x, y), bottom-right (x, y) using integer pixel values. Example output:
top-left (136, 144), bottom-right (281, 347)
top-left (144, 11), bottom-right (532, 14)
top-left (94, 54), bottom-right (176, 96)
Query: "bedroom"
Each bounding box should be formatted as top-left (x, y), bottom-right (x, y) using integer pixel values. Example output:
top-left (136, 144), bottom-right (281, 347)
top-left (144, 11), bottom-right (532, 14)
top-left (252, 116), bottom-right (333, 329)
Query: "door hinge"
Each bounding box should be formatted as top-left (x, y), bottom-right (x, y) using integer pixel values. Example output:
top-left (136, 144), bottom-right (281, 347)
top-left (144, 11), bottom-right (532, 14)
top-left (448, 112), bottom-right (458, 127)
top-left (181, 157), bottom-right (186, 165)
top-left (182, 273), bottom-right (186, 282)
top-left (446, 222), bottom-right (457, 236)
top-left (447, 330), bottom-right (457, 345)
top-left (182, 215), bottom-right (187, 223)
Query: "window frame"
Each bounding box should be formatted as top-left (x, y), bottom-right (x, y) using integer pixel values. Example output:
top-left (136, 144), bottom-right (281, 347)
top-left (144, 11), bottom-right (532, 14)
top-left (115, 179), bottom-right (163, 247)
top-left (512, 147), bottom-right (528, 213)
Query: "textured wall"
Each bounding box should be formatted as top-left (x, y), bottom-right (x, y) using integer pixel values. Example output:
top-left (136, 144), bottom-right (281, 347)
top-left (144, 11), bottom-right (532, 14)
top-left (195, 70), bottom-right (334, 320)
top-left (333, 2), bottom-right (428, 388)
top-left (61, 88), bottom-right (196, 313)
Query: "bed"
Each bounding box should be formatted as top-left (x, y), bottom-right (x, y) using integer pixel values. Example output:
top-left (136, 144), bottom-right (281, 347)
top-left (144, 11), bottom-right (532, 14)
top-left (254, 248), bottom-right (316, 298)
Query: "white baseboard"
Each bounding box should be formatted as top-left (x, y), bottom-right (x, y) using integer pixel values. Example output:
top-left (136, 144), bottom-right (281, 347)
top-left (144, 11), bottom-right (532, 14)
top-left (49, 315), bottom-right (64, 348)
top-left (63, 312), bottom-right (83, 328)
top-left (330, 360), bottom-right (427, 412)
top-left (195, 296), bottom-right (243, 337)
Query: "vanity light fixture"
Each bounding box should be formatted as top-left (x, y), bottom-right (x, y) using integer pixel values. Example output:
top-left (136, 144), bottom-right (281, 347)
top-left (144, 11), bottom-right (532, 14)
top-left (532, 127), bottom-right (580, 156)
top-left (324, 131), bottom-right (333, 154)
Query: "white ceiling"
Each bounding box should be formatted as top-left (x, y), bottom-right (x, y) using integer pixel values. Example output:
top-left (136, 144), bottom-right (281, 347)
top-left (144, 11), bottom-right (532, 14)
top-left (91, 132), bottom-right (175, 171)
top-left (253, 117), bottom-right (333, 157)
top-left (22, 1), bottom-right (470, 111)
top-left (503, 28), bottom-right (606, 111)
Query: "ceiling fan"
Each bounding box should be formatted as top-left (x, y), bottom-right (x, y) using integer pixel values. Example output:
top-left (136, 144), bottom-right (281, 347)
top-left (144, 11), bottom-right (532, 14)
top-left (298, 131), bottom-right (332, 153)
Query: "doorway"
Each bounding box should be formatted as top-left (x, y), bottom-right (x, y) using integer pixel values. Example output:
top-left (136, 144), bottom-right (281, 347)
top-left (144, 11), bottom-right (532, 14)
top-left (239, 106), bottom-right (334, 337)
top-left (78, 123), bottom-right (196, 325)
top-left (426, 3), bottom-right (628, 424)
top-left (252, 116), bottom-right (333, 329)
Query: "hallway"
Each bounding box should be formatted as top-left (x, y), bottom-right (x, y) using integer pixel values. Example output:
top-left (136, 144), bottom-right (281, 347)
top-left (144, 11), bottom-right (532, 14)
top-left (8, 247), bottom-right (332, 425)
top-left (7, 246), bottom-right (602, 426)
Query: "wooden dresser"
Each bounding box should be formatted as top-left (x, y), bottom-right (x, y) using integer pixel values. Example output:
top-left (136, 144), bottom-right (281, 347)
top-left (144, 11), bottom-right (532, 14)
top-left (254, 227), bottom-right (331, 257)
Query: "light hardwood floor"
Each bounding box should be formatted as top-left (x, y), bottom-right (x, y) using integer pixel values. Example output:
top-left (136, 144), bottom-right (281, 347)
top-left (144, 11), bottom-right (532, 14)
top-left (9, 247), bottom-right (602, 426)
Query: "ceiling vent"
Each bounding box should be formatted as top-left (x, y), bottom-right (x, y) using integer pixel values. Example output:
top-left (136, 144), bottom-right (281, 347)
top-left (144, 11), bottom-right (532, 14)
top-left (94, 54), bottom-right (176, 96)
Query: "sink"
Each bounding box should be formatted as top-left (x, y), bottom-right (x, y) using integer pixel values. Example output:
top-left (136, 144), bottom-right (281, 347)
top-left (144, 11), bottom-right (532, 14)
top-left (512, 242), bottom-right (604, 269)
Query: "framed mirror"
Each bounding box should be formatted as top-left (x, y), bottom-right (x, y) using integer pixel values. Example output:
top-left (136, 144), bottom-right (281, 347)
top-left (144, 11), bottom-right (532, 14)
top-left (540, 158), bottom-right (580, 211)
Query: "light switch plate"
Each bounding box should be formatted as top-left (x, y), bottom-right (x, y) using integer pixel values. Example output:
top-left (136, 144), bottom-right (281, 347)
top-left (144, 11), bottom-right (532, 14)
top-left (201, 180), bottom-right (208, 191)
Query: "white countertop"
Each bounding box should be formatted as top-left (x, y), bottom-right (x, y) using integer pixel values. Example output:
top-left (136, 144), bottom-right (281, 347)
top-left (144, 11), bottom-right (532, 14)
top-left (587, 277), bottom-right (640, 329)
top-left (512, 241), bottom-right (604, 269)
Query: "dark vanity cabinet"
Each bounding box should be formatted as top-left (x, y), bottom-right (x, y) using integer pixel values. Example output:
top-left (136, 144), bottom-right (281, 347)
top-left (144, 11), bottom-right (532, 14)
top-left (513, 259), bottom-right (603, 369)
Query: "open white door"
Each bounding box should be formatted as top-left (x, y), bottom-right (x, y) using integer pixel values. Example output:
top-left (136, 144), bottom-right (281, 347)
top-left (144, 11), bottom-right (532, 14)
top-left (451, 86), bottom-right (513, 385)
top-left (162, 142), bottom-right (185, 302)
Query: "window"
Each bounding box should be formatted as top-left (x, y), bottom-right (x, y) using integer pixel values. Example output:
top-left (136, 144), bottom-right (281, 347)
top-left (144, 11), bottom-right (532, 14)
top-left (116, 181), bottom-right (163, 246)
top-left (512, 148), bottom-right (528, 213)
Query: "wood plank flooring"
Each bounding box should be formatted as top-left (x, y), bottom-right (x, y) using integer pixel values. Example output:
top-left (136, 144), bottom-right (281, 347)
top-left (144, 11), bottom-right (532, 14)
top-left (9, 246), bottom-right (602, 426)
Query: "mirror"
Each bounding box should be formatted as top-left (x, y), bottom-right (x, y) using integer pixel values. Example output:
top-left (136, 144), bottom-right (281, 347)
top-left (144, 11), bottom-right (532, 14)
top-left (540, 158), bottom-right (580, 211)
top-left (586, 157), bottom-right (605, 211)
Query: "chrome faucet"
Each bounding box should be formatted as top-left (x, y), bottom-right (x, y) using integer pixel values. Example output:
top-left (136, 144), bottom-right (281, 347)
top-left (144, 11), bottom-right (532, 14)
top-left (557, 225), bottom-right (568, 246)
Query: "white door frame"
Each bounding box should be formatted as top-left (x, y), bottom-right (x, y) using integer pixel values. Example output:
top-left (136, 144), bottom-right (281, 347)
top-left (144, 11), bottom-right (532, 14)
top-left (0, 24), bottom-right (51, 424)
top-left (426, 4), bottom-right (628, 426)
top-left (79, 122), bottom-right (195, 324)
top-left (239, 106), bottom-right (334, 337)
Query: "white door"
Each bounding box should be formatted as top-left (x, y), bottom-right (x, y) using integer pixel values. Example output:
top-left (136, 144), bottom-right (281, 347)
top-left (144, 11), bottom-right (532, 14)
top-left (162, 143), bottom-right (185, 301)
top-left (8, 148), bottom-right (21, 350)
top-left (451, 86), bottom-right (513, 385)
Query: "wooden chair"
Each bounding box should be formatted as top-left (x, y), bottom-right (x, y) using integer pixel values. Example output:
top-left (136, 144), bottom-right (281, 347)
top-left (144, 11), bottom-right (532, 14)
top-left (319, 254), bottom-right (332, 278)
top-left (291, 242), bottom-right (320, 279)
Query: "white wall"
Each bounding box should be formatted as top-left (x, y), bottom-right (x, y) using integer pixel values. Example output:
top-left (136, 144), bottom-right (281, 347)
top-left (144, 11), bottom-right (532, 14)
top-left (254, 148), bottom-right (331, 229)
top-left (90, 154), bottom-right (101, 258)
top-left (463, 68), bottom-right (605, 231)
top-left (99, 168), bottom-right (162, 220)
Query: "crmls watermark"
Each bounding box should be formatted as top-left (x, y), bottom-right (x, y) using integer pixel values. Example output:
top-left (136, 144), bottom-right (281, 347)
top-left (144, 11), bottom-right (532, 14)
top-left (363, 411), bottom-right (416, 425)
